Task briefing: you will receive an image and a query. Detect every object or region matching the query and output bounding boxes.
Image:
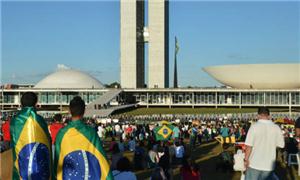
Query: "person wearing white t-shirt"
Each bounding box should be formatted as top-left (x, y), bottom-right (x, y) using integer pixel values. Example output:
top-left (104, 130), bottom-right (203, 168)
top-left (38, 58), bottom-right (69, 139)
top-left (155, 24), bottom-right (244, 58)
top-left (244, 107), bottom-right (284, 180)
top-left (97, 125), bottom-right (104, 139)
top-left (115, 124), bottom-right (120, 134)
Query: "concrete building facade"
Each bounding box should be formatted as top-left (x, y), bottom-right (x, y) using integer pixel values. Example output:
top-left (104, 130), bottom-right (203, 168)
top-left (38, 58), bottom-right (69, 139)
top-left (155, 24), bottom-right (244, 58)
top-left (120, 0), bottom-right (169, 89)
top-left (148, 0), bottom-right (169, 88)
top-left (120, 0), bottom-right (145, 88)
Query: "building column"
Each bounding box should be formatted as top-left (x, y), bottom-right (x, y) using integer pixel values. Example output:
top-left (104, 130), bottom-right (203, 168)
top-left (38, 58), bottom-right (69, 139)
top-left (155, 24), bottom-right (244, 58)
top-left (289, 92), bottom-right (292, 117)
top-left (146, 92), bottom-right (149, 108)
top-left (263, 92), bottom-right (266, 106)
top-left (169, 92), bottom-right (172, 108)
top-left (215, 92), bottom-right (218, 108)
top-left (239, 92), bottom-right (242, 109)
top-left (192, 92), bottom-right (194, 109)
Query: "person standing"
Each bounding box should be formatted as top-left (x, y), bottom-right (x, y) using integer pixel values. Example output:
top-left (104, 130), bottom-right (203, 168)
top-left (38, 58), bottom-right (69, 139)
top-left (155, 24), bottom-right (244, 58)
top-left (295, 117), bottom-right (300, 150)
top-left (112, 157), bottom-right (137, 180)
top-left (172, 124), bottom-right (180, 141)
top-left (244, 107), bottom-right (284, 180)
top-left (54, 96), bottom-right (113, 180)
top-left (49, 114), bottom-right (64, 159)
top-left (1, 117), bottom-right (11, 151)
top-left (188, 124), bottom-right (199, 149)
top-left (10, 92), bottom-right (52, 180)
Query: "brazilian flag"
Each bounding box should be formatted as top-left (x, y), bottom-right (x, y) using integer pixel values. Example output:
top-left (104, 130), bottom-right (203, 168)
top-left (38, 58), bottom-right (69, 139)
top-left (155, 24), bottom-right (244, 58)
top-left (10, 107), bottom-right (52, 180)
top-left (54, 120), bottom-right (113, 180)
top-left (154, 124), bottom-right (174, 141)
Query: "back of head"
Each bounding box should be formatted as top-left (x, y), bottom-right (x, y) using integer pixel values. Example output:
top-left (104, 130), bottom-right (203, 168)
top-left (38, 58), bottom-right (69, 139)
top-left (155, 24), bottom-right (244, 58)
top-left (69, 96), bottom-right (85, 117)
top-left (112, 143), bottom-right (120, 154)
top-left (21, 92), bottom-right (38, 107)
top-left (53, 114), bottom-right (62, 122)
top-left (116, 157), bottom-right (131, 172)
top-left (258, 107), bottom-right (270, 116)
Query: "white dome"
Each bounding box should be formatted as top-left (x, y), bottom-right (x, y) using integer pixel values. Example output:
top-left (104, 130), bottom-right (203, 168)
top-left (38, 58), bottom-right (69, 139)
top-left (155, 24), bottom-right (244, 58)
top-left (203, 63), bottom-right (300, 89)
top-left (35, 69), bottom-right (104, 89)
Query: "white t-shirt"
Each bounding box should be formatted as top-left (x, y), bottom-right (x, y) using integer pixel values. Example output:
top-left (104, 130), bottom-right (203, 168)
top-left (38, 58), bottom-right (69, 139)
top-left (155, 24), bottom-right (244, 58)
top-left (115, 124), bottom-right (121, 133)
top-left (97, 126), bottom-right (104, 138)
top-left (112, 170), bottom-right (137, 180)
top-left (245, 119), bottom-right (284, 171)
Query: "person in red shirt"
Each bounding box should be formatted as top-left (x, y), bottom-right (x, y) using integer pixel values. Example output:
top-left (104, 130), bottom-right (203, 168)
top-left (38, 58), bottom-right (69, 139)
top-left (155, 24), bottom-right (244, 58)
top-left (2, 117), bottom-right (11, 142)
top-left (1, 117), bottom-right (11, 152)
top-left (49, 114), bottom-right (64, 144)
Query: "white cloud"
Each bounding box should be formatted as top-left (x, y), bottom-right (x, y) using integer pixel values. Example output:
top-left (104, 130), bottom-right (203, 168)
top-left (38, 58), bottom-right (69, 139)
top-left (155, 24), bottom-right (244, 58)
top-left (57, 64), bottom-right (71, 70)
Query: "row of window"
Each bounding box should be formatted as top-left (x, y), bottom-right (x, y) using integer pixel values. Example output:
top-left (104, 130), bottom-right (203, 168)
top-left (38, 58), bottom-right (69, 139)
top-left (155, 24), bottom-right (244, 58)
top-left (1, 92), bottom-right (104, 104)
top-left (135, 92), bottom-right (300, 105)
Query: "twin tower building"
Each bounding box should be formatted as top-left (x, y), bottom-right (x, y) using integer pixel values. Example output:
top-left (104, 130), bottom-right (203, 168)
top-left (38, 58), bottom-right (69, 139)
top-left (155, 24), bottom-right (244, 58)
top-left (120, 0), bottom-right (169, 88)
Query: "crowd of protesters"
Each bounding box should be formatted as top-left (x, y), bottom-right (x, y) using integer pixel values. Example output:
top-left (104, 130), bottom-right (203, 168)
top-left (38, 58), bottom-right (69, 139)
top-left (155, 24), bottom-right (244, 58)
top-left (1, 92), bottom-right (300, 179)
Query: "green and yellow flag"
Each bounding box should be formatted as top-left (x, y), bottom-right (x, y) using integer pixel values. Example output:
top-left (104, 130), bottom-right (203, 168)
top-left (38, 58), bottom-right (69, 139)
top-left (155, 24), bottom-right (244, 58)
top-left (175, 36), bottom-right (180, 55)
top-left (154, 124), bottom-right (175, 141)
top-left (54, 120), bottom-right (113, 180)
top-left (10, 107), bottom-right (52, 180)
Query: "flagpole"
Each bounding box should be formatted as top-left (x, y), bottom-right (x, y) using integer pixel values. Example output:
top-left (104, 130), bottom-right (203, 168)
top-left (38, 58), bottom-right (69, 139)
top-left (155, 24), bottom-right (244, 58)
top-left (173, 37), bottom-right (178, 88)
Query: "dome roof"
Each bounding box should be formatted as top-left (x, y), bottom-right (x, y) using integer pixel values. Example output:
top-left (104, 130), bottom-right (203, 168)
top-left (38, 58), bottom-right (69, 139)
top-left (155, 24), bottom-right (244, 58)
top-left (35, 69), bottom-right (104, 89)
top-left (203, 63), bottom-right (300, 89)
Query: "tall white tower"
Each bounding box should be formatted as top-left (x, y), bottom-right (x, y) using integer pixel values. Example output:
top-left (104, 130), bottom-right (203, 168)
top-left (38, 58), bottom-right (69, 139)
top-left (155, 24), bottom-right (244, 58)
top-left (120, 0), bottom-right (145, 88)
top-left (120, 0), bottom-right (169, 89)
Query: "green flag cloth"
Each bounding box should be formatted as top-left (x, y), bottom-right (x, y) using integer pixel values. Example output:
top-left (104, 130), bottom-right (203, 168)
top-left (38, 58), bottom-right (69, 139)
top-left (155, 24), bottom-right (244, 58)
top-left (175, 36), bottom-right (180, 55)
top-left (54, 120), bottom-right (113, 180)
top-left (153, 124), bottom-right (175, 141)
top-left (10, 107), bottom-right (52, 180)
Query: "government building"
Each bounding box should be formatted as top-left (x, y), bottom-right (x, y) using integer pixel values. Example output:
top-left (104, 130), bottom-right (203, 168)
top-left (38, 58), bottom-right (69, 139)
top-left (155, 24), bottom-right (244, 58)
top-left (1, 0), bottom-right (300, 117)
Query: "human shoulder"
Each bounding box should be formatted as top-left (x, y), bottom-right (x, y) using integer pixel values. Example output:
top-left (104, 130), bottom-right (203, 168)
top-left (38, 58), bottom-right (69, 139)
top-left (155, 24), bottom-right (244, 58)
top-left (295, 117), bottom-right (300, 128)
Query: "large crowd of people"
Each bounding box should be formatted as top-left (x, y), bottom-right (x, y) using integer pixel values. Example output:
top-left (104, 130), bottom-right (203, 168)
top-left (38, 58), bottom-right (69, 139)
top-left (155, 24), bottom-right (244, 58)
top-left (0, 91), bottom-right (299, 179)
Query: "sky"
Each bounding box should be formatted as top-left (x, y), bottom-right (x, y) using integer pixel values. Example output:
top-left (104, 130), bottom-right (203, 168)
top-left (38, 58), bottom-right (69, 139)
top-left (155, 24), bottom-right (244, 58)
top-left (1, 0), bottom-right (299, 87)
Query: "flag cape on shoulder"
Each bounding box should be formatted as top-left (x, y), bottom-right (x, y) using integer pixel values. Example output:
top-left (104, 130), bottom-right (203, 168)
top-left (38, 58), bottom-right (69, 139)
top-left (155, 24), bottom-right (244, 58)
top-left (10, 107), bottom-right (52, 180)
top-left (154, 124), bottom-right (175, 141)
top-left (54, 120), bottom-right (113, 180)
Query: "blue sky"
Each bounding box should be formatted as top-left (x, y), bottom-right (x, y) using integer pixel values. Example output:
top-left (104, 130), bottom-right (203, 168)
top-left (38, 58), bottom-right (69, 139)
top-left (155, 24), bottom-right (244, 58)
top-left (1, 1), bottom-right (299, 87)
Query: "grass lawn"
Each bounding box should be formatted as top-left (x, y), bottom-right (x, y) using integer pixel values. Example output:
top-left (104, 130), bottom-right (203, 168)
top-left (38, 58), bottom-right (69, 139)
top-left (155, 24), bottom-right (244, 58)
top-left (113, 107), bottom-right (293, 116)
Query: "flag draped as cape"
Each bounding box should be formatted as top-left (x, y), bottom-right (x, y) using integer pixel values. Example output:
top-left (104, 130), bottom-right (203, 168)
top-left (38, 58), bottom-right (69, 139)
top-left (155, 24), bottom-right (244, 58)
top-left (54, 120), bottom-right (113, 180)
top-left (10, 107), bottom-right (52, 180)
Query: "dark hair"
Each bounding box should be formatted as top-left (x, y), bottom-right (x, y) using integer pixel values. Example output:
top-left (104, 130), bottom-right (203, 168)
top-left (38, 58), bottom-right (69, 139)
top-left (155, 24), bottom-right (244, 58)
top-left (116, 157), bottom-right (131, 171)
top-left (112, 143), bottom-right (120, 154)
top-left (69, 96), bottom-right (85, 117)
top-left (258, 107), bottom-right (270, 116)
top-left (53, 114), bottom-right (62, 122)
top-left (21, 92), bottom-right (38, 107)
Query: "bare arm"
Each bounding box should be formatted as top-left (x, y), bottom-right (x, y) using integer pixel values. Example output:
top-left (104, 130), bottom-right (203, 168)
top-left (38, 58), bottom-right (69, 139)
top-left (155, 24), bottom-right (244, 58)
top-left (244, 145), bottom-right (252, 169)
top-left (296, 128), bottom-right (300, 137)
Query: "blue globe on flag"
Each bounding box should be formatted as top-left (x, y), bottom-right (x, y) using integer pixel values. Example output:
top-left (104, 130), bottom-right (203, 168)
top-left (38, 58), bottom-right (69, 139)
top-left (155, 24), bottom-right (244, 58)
top-left (63, 150), bottom-right (101, 179)
top-left (18, 142), bottom-right (50, 180)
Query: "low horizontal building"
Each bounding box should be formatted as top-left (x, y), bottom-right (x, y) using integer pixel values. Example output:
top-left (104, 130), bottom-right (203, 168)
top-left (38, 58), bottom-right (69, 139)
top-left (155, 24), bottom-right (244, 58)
top-left (1, 66), bottom-right (300, 116)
